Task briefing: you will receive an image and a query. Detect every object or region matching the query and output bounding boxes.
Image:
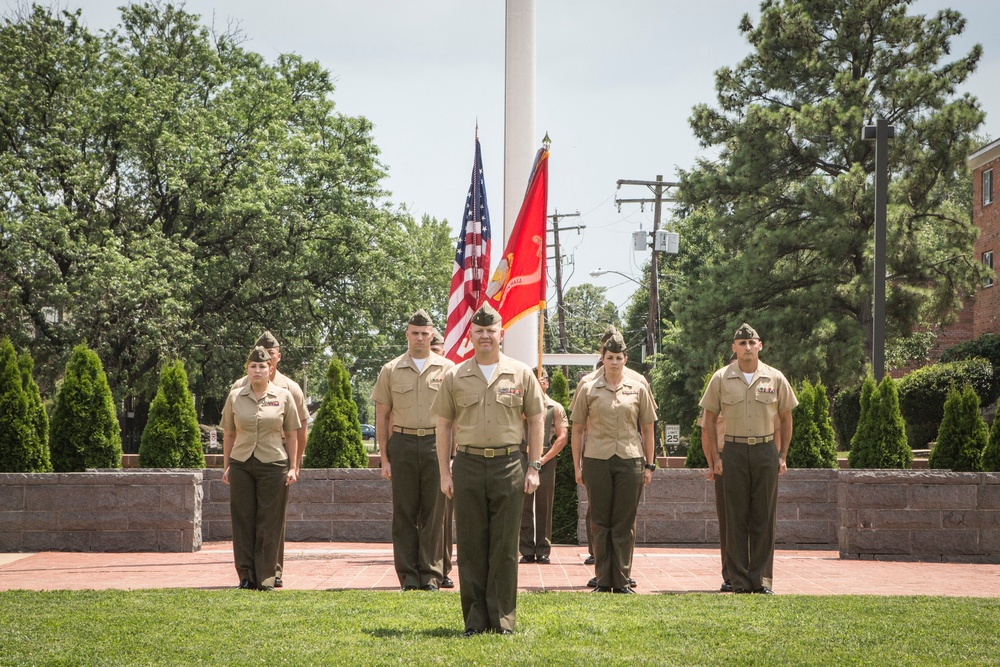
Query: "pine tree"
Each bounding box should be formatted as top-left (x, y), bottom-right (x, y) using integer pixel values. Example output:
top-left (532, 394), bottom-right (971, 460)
top-left (549, 369), bottom-right (578, 544)
top-left (983, 416), bottom-right (1000, 473)
top-left (812, 381), bottom-right (839, 468)
top-left (303, 356), bottom-right (367, 468)
top-left (929, 385), bottom-right (987, 472)
top-left (0, 338), bottom-right (37, 473)
top-left (18, 351), bottom-right (51, 472)
top-left (49, 343), bottom-right (123, 472)
top-left (138, 360), bottom-right (205, 468)
top-left (788, 381), bottom-right (826, 468)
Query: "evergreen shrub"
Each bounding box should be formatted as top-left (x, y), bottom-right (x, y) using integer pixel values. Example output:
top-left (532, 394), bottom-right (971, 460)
top-left (832, 384), bottom-right (862, 451)
top-left (984, 415), bottom-right (1000, 472)
top-left (788, 381), bottom-right (827, 468)
top-left (549, 369), bottom-right (578, 544)
top-left (896, 359), bottom-right (996, 449)
top-left (928, 385), bottom-right (987, 472)
top-left (849, 375), bottom-right (911, 469)
top-left (304, 356), bottom-right (367, 468)
top-left (940, 334), bottom-right (1000, 391)
top-left (49, 343), bottom-right (122, 472)
top-left (0, 338), bottom-right (39, 472)
top-left (138, 360), bottom-right (205, 468)
top-left (812, 382), bottom-right (839, 467)
top-left (18, 351), bottom-right (51, 472)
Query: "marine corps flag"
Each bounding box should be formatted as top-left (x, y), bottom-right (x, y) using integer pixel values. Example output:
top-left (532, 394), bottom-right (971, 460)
top-left (485, 145), bottom-right (549, 329)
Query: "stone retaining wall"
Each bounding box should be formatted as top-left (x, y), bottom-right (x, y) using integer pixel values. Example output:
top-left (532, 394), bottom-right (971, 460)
top-left (839, 470), bottom-right (1000, 562)
top-left (0, 472), bottom-right (203, 552)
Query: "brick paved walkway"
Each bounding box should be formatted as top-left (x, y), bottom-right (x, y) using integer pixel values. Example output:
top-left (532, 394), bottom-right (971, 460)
top-left (2, 543), bottom-right (1000, 596)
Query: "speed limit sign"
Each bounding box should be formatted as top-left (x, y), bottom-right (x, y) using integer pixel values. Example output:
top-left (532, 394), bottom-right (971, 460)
top-left (664, 425), bottom-right (680, 446)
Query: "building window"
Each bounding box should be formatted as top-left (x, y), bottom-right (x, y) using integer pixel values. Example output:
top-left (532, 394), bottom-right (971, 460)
top-left (984, 251), bottom-right (994, 288)
top-left (985, 169), bottom-right (994, 207)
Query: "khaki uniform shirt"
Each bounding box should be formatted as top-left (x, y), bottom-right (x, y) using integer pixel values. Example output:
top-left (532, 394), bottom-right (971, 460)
top-left (571, 374), bottom-right (656, 460)
top-left (233, 369), bottom-right (308, 425)
top-left (699, 361), bottom-right (797, 438)
top-left (432, 353), bottom-right (545, 447)
top-left (569, 365), bottom-right (657, 418)
top-left (221, 383), bottom-right (302, 463)
top-left (371, 352), bottom-right (453, 429)
top-left (542, 395), bottom-right (569, 453)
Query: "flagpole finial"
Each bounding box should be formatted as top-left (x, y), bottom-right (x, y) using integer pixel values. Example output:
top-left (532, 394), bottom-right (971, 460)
top-left (542, 132), bottom-right (551, 150)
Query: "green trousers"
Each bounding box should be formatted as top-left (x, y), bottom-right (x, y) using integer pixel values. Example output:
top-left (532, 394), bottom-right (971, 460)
top-left (453, 449), bottom-right (525, 632)
top-left (520, 455), bottom-right (557, 558)
top-left (229, 456), bottom-right (288, 588)
top-left (388, 432), bottom-right (445, 589)
top-left (721, 441), bottom-right (779, 592)
top-left (582, 455), bottom-right (644, 589)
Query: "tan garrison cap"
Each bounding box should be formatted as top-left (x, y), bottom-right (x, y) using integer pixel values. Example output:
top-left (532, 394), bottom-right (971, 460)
top-left (600, 324), bottom-right (620, 344)
top-left (733, 323), bottom-right (760, 340)
top-left (603, 332), bottom-right (627, 353)
top-left (408, 309), bottom-right (434, 327)
top-left (533, 367), bottom-right (549, 380)
top-left (471, 302), bottom-right (502, 326)
top-left (247, 346), bottom-right (270, 363)
top-left (431, 330), bottom-right (444, 346)
top-left (255, 330), bottom-right (279, 349)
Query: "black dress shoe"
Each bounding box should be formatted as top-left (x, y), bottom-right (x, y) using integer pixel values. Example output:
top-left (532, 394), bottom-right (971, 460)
top-left (734, 588), bottom-right (751, 594)
top-left (462, 628), bottom-right (484, 638)
top-left (584, 555), bottom-right (595, 565)
top-left (628, 577), bottom-right (637, 588)
top-left (587, 576), bottom-right (599, 588)
top-left (237, 578), bottom-right (254, 590)
top-left (536, 555), bottom-right (550, 564)
top-left (612, 587), bottom-right (636, 594)
top-left (720, 580), bottom-right (733, 593)
top-left (274, 577), bottom-right (283, 588)
top-left (519, 555), bottom-right (535, 564)
top-left (420, 584), bottom-right (439, 591)
top-left (258, 585), bottom-right (274, 592)
top-left (754, 586), bottom-right (775, 595)
top-left (440, 577), bottom-right (455, 589)
top-left (592, 585), bottom-right (612, 592)
top-left (402, 585), bottom-right (419, 591)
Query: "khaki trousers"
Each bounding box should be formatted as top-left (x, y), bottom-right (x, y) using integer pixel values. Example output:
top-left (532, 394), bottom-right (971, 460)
top-left (519, 456), bottom-right (557, 558)
top-left (453, 449), bottom-right (525, 633)
top-left (388, 432), bottom-right (445, 588)
top-left (229, 456), bottom-right (288, 588)
top-left (582, 455), bottom-right (644, 589)
top-left (721, 441), bottom-right (779, 592)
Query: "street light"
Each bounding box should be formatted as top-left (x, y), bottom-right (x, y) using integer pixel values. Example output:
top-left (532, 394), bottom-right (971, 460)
top-left (589, 268), bottom-right (643, 285)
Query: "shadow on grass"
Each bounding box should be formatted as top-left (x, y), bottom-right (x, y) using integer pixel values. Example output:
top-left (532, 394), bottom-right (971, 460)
top-left (370, 627), bottom-right (462, 639)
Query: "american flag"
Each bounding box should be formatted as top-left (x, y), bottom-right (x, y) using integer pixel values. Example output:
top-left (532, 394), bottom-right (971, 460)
top-left (444, 135), bottom-right (492, 362)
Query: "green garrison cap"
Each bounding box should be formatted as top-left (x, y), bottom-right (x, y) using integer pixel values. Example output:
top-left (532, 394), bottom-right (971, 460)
top-left (408, 309), bottom-right (434, 327)
top-left (733, 323), bottom-right (760, 341)
top-left (247, 346), bottom-right (270, 363)
top-left (471, 302), bottom-right (502, 326)
top-left (255, 330), bottom-right (279, 349)
top-left (603, 332), bottom-right (627, 353)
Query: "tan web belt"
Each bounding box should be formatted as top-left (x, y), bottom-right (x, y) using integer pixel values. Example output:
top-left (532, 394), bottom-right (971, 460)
top-left (457, 445), bottom-right (519, 458)
top-left (724, 435), bottom-right (774, 445)
top-left (393, 426), bottom-right (436, 437)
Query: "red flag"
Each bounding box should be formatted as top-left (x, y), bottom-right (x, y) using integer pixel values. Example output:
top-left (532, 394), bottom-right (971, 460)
top-left (485, 146), bottom-right (548, 329)
top-left (444, 134), bottom-right (492, 362)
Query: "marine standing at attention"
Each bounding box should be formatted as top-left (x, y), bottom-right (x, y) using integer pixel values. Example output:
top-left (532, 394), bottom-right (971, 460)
top-left (432, 302), bottom-right (545, 636)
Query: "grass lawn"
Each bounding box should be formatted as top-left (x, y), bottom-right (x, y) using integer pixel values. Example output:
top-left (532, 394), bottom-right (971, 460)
top-left (1, 589), bottom-right (998, 666)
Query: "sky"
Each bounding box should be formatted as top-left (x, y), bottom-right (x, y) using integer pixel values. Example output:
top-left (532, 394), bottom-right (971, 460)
top-left (14, 0), bottom-right (1000, 317)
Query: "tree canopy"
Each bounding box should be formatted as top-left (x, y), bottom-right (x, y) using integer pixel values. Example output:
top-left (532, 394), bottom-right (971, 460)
top-left (0, 4), bottom-right (452, 415)
top-left (664, 0), bottom-right (985, 419)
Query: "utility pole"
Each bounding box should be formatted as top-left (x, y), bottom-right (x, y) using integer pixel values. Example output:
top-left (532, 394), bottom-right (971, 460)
top-left (548, 209), bottom-right (583, 378)
top-left (615, 176), bottom-right (679, 360)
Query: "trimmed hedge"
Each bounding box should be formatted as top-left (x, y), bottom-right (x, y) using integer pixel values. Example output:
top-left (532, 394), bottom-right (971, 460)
top-left (303, 355), bottom-right (367, 468)
top-left (788, 380), bottom-right (838, 469)
top-left (138, 360), bottom-right (205, 468)
top-left (940, 333), bottom-right (1000, 388)
top-left (896, 358), bottom-right (996, 449)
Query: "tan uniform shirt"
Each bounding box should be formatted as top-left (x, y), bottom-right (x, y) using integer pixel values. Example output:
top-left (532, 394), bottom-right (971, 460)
top-left (543, 395), bottom-right (569, 453)
top-left (371, 352), bottom-right (453, 428)
top-left (221, 383), bottom-right (302, 463)
top-left (233, 369), bottom-right (308, 425)
top-left (699, 361), bottom-right (797, 438)
top-left (432, 353), bottom-right (545, 446)
top-left (571, 374), bottom-right (656, 460)
top-left (569, 365), bottom-right (657, 417)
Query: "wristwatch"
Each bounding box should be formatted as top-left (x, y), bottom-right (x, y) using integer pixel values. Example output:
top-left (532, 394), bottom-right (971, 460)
top-left (528, 460), bottom-right (542, 471)
top-left (644, 463), bottom-right (656, 472)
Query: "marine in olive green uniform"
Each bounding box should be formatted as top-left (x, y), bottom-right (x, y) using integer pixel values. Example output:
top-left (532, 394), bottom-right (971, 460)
top-left (700, 323), bottom-right (797, 594)
top-left (519, 367), bottom-right (569, 563)
top-left (231, 330), bottom-right (309, 587)
top-left (222, 346), bottom-right (302, 590)
top-left (571, 333), bottom-right (656, 592)
top-left (372, 310), bottom-right (454, 590)
top-left (432, 303), bottom-right (545, 635)
top-left (430, 329), bottom-right (456, 589)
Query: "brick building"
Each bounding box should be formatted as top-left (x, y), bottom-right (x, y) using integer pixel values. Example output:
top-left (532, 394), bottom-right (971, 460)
top-left (971, 138), bottom-right (1000, 336)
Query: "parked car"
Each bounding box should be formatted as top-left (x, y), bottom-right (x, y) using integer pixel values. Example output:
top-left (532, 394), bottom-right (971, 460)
top-left (360, 424), bottom-right (376, 440)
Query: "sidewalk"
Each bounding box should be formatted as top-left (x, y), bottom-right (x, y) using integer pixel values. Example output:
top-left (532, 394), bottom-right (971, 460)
top-left (2, 543), bottom-right (1000, 596)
